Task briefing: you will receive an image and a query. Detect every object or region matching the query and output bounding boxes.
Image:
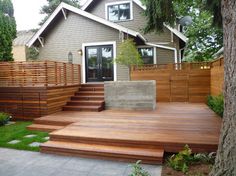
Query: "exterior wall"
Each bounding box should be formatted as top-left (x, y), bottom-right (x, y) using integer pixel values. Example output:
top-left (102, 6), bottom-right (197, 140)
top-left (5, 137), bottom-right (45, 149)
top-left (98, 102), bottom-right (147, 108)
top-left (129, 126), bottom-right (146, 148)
top-left (156, 48), bottom-right (175, 64)
top-left (12, 45), bottom-right (27, 61)
top-left (38, 12), bottom-right (129, 81)
top-left (87, 0), bottom-right (173, 43)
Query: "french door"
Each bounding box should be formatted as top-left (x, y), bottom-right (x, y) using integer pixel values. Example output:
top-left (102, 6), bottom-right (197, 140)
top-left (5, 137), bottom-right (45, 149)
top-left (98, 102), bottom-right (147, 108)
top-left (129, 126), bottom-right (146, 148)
top-left (85, 45), bottom-right (114, 82)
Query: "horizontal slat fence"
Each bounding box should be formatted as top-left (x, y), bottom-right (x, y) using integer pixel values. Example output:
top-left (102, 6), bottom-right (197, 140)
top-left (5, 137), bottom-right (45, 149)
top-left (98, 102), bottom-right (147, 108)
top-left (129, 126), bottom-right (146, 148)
top-left (0, 61), bottom-right (81, 87)
top-left (131, 62), bottom-right (212, 102)
top-left (211, 57), bottom-right (224, 96)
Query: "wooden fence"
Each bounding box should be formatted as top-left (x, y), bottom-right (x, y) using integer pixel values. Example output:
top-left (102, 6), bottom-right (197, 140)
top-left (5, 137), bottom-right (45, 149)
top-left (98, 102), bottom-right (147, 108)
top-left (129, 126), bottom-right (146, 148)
top-left (0, 61), bottom-right (81, 87)
top-left (131, 62), bottom-right (214, 102)
top-left (211, 57), bottom-right (224, 96)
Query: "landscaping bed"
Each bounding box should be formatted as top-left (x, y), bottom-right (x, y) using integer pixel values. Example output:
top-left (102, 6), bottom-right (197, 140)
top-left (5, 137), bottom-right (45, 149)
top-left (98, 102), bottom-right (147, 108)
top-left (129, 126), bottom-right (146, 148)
top-left (0, 121), bottom-right (49, 151)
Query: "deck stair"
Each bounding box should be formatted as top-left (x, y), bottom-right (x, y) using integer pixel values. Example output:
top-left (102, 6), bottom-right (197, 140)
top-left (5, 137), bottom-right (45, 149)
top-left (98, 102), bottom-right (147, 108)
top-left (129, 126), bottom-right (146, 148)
top-left (41, 132), bottom-right (164, 164)
top-left (63, 84), bottom-right (105, 112)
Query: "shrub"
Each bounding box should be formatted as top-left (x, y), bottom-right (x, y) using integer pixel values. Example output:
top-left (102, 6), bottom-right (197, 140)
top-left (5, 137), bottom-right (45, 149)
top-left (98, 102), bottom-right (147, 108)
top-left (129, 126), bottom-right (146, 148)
top-left (167, 145), bottom-right (199, 173)
top-left (0, 112), bottom-right (11, 126)
top-left (129, 160), bottom-right (151, 176)
top-left (207, 94), bottom-right (224, 117)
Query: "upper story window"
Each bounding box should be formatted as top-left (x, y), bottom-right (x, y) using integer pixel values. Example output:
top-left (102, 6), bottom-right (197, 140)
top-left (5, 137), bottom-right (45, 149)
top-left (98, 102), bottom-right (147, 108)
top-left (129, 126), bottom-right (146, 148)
top-left (138, 48), bottom-right (154, 64)
top-left (106, 1), bottom-right (133, 22)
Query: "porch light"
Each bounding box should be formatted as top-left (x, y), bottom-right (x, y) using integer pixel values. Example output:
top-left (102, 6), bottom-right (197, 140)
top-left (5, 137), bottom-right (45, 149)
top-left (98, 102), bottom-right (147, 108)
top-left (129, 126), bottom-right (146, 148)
top-left (78, 49), bottom-right (83, 56)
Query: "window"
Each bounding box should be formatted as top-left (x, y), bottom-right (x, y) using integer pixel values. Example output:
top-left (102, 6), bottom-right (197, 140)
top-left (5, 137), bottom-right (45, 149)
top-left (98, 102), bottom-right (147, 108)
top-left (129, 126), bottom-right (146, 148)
top-left (106, 2), bottom-right (132, 21)
top-left (138, 48), bottom-right (154, 64)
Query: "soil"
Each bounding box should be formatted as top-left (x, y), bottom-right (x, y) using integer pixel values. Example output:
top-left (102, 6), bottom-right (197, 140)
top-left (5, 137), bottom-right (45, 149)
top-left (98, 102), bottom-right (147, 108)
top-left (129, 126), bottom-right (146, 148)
top-left (161, 163), bottom-right (212, 176)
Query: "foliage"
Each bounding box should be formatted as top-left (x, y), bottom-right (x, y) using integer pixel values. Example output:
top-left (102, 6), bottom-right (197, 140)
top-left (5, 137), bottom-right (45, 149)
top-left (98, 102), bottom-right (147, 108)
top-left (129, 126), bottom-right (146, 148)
top-left (0, 121), bottom-right (49, 151)
top-left (0, 0), bottom-right (17, 61)
top-left (0, 112), bottom-right (11, 126)
top-left (207, 94), bottom-right (224, 117)
top-left (115, 39), bottom-right (143, 69)
top-left (39, 0), bottom-right (80, 25)
top-left (129, 160), bottom-right (151, 176)
top-left (27, 47), bottom-right (39, 61)
top-left (167, 145), bottom-right (198, 173)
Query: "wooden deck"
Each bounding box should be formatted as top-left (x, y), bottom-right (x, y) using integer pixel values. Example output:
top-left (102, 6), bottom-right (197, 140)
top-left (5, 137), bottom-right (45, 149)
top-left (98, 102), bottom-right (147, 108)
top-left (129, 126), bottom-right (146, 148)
top-left (29, 103), bottom-right (222, 164)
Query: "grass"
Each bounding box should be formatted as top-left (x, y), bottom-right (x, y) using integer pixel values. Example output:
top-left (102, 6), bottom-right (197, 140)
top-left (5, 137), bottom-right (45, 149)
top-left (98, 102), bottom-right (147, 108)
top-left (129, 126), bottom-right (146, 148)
top-left (0, 121), bottom-right (49, 152)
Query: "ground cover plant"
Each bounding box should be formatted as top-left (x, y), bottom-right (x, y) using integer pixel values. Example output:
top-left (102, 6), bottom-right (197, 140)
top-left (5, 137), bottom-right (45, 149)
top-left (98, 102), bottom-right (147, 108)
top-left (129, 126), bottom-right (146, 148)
top-left (0, 121), bottom-right (49, 151)
top-left (207, 94), bottom-right (224, 117)
top-left (0, 112), bottom-right (11, 126)
top-left (162, 145), bottom-right (216, 176)
top-left (129, 160), bottom-right (151, 176)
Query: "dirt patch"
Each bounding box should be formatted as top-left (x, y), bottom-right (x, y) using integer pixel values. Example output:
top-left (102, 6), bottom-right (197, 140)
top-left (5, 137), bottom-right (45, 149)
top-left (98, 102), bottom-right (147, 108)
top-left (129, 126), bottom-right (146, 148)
top-left (162, 163), bottom-right (212, 176)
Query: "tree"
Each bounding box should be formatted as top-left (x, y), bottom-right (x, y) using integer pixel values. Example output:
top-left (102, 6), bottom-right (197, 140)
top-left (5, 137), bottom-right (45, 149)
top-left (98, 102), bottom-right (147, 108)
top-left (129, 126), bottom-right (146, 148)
top-left (142, 0), bottom-right (236, 175)
top-left (115, 39), bottom-right (143, 79)
top-left (39, 0), bottom-right (80, 25)
top-left (173, 0), bottom-right (223, 62)
top-left (0, 0), bottom-right (16, 61)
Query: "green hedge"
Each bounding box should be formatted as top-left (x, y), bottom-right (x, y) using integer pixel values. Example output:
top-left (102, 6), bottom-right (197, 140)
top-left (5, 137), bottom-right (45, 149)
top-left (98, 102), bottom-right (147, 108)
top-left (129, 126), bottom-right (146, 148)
top-left (207, 94), bottom-right (224, 117)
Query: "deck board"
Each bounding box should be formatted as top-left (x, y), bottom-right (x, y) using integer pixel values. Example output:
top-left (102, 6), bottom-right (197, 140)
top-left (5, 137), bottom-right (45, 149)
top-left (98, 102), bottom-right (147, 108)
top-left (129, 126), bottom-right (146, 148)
top-left (36, 103), bottom-right (221, 153)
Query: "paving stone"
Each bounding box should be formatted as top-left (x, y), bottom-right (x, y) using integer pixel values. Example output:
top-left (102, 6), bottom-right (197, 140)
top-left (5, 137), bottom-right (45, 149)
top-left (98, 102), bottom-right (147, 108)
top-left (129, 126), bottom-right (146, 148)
top-left (7, 140), bottom-right (21, 144)
top-left (44, 136), bottom-right (50, 140)
top-left (6, 121), bottom-right (16, 126)
top-left (29, 142), bottom-right (42, 147)
top-left (24, 134), bottom-right (37, 138)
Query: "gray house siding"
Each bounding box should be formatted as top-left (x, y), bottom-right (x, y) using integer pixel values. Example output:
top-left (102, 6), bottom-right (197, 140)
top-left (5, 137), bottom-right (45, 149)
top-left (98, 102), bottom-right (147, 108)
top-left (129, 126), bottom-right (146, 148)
top-left (38, 12), bottom-right (129, 81)
top-left (87, 0), bottom-right (173, 43)
top-left (156, 48), bottom-right (175, 64)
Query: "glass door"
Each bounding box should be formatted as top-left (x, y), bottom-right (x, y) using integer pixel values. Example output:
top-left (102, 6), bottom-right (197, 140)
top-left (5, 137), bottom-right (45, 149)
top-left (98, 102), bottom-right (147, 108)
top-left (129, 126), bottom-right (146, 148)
top-left (86, 45), bottom-right (113, 82)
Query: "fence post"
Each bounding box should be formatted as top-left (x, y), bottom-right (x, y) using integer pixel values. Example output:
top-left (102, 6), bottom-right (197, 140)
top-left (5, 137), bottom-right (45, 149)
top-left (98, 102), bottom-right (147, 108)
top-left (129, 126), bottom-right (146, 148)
top-left (78, 65), bottom-right (81, 84)
top-left (71, 64), bottom-right (74, 85)
top-left (44, 61), bottom-right (48, 87)
top-left (55, 62), bottom-right (58, 86)
top-left (64, 63), bottom-right (67, 86)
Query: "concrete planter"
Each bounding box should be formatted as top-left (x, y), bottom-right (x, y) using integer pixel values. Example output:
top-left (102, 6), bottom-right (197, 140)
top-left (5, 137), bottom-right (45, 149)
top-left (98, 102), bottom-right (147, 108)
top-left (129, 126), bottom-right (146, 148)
top-left (104, 81), bottom-right (156, 110)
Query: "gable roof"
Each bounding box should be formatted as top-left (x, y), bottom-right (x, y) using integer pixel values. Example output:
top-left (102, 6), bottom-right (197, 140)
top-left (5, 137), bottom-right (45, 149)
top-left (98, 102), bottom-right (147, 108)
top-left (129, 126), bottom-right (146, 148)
top-left (27, 2), bottom-right (146, 47)
top-left (82, 0), bottom-right (146, 10)
top-left (82, 0), bottom-right (187, 43)
top-left (14, 30), bottom-right (35, 46)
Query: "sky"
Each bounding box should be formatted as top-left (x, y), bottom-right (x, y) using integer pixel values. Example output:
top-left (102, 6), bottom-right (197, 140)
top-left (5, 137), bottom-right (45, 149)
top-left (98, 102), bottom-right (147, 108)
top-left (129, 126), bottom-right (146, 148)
top-left (12, 0), bottom-right (87, 31)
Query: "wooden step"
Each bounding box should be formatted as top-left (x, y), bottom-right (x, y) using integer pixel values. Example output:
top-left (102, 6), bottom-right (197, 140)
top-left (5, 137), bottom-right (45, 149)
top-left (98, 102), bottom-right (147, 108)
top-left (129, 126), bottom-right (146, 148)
top-left (76, 91), bottom-right (104, 96)
top-left (79, 87), bottom-right (104, 91)
top-left (71, 95), bottom-right (104, 101)
top-left (63, 105), bottom-right (104, 112)
top-left (27, 124), bottom-right (64, 132)
top-left (67, 100), bottom-right (105, 106)
top-left (81, 84), bottom-right (104, 88)
top-left (34, 119), bottom-right (72, 126)
top-left (41, 141), bottom-right (164, 164)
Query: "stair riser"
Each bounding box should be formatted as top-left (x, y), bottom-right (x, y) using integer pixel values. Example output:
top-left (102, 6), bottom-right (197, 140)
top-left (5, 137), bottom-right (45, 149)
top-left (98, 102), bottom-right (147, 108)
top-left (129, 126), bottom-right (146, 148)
top-left (34, 120), bottom-right (71, 127)
top-left (50, 135), bottom-right (162, 149)
top-left (76, 92), bottom-right (104, 96)
top-left (79, 88), bottom-right (104, 91)
top-left (81, 84), bottom-right (104, 88)
top-left (41, 147), bottom-right (163, 165)
top-left (71, 97), bottom-right (104, 101)
top-left (27, 126), bottom-right (55, 133)
top-left (63, 107), bottom-right (103, 112)
top-left (67, 102), bottom-right (104, 106)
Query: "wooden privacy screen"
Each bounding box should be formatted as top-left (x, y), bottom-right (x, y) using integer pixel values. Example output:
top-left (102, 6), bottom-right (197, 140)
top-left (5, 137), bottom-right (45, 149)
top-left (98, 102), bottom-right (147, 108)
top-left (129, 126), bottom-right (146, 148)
top-left (131, 62), bottom-right (213, 102)
top-left (0, 61), bottom-right (81, 87)
top-left (0, 61), bottom-right (81, 120)
top-left (211, 57), bottom-right (224, 96)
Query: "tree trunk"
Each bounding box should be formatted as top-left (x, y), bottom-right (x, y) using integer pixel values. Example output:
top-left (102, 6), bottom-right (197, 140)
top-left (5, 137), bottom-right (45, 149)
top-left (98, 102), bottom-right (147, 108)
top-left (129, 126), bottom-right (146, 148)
top-left (210, 0), bottom-right (236, 175)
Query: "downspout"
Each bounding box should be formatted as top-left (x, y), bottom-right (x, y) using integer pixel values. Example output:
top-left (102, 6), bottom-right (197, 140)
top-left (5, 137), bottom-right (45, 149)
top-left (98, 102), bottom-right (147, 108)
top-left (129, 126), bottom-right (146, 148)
top-left (146, 43), bottom-right (178, 63)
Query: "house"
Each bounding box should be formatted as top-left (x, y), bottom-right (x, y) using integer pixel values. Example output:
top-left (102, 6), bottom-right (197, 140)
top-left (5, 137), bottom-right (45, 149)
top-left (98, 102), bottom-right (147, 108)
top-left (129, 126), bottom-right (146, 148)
top-left (27, 0), bottom-right (187, 83)
top-left (13, 30), bottom-right (34, 61)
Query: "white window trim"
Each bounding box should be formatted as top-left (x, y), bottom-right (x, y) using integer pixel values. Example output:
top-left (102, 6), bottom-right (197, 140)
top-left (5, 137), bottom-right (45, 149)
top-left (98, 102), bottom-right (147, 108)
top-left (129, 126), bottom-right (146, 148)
top-left (105, 1), bottom-right (133, 22)
top-left (82, 41), bottom-right (117, 83)
top-left (137, 46), bottom-right (156, 64)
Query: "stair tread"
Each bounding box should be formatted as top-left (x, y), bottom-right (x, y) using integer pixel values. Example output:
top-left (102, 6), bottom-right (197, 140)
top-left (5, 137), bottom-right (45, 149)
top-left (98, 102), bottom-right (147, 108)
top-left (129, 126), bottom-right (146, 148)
top-left (64, 105), bottom-right (102, 108)
top-left (41, 141), bottom-right (164, 158)
top-left (69, 100), bottom-right (104, 103)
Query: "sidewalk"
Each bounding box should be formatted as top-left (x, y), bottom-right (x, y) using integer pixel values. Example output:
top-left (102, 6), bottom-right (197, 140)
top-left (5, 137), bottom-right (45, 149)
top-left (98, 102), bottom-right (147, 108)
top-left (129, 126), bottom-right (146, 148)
top-left (0, 148), bottom-right (162, 176)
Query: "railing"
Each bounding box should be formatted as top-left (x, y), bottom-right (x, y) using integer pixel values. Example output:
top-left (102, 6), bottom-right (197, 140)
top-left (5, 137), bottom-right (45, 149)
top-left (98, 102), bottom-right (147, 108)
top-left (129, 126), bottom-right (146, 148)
top-left (132, 62), bottom-right (212, 71)
top-left (0, 61), bottom-right (81, 87)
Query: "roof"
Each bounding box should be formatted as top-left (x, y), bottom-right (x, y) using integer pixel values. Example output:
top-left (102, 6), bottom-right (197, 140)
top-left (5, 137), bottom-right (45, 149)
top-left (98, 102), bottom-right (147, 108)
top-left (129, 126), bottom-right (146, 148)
top-left (27, 2), bottom-right (146, 47)
top-left (82, 0), bottom-right (187, 42)
top-left (82, 0), bottom-right (146, 10)
top-left (13, 31), bottom-right (35, 46)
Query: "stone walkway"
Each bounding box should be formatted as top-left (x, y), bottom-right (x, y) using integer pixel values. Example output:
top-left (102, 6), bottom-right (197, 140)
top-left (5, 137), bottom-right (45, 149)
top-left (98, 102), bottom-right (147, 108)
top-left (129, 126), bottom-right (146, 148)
top-left (0, 148), bottom-right (162, 176)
